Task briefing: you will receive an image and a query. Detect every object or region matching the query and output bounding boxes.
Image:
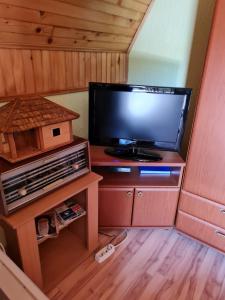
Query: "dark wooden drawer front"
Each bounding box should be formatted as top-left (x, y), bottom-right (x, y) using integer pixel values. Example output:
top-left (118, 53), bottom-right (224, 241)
top-left (177, 211), bottom-right (225, 252)
top-left (179, 190), bottom-right (225, 229)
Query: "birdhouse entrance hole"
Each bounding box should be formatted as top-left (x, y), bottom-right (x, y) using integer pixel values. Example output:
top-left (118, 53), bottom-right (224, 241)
top-left (52, 128), bottom-right (61, 137)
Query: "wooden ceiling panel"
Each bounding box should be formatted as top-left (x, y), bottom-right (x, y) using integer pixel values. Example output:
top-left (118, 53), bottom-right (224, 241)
top-left (60, 0), bottom-right (143, 20)
top-left (0, 32), bottom-right (129, 51)
top-left (0, 18), bottom-right (52, 36)
top-left (0, 0), bottom-right (152, 52)
top-left (135, 0), bottom-right (151, 5)
top-left (120, 0), bottom-right (148, 13)
top-left (1, 0), bottom-right (138, 27)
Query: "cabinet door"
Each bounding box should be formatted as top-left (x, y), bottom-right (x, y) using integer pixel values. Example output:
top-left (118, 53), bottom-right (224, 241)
top-left (132, 188), bottom-right (179, 226)
top-left (99, 187), bottom-right (133, 227)
top-left (183, 0), bottom-right (225, 204)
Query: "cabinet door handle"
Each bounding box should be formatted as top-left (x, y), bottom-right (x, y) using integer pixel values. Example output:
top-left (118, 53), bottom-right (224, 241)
top-left (220, 208), bottom-right (225, 214)
top-left (215, 230), bottom-right (225, 238)
top-left (127, 191), bottom-right (133, 197)
top-left (137, 191), bottom-right (143, 197)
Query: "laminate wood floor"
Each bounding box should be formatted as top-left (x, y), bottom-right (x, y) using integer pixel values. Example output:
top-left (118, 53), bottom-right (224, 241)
top-left (48, 228), bottom-right (225, 300)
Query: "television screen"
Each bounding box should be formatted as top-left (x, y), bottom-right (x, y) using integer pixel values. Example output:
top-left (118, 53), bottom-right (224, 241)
top-left (89, 83), bottom-right (191, 153)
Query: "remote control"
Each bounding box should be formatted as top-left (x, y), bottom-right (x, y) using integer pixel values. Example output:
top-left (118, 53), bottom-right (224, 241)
top-left (95, 244), bottom-right (115, 263)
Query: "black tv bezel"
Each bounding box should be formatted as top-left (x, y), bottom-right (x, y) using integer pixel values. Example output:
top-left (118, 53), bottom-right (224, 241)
top-left (88, 82), bottom-right (191, 152)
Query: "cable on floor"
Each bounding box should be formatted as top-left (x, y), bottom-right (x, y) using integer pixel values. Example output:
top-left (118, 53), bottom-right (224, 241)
top-left (99, 229), bottom-right (128, 248)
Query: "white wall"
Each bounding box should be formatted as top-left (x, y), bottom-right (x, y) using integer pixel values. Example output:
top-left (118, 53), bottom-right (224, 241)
top-left (128, 0), bottom-right (199, 87)
top-left (46, 91), bottom-right (89, 139)
top-left (128, 0), bottom-right (215, 156)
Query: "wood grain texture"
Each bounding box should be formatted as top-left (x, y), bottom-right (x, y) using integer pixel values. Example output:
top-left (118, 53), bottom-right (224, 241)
top-left (99, 187), bottom-right (133, 227)
top-left (90, 145), bottom-right (185, 167)
top-left (132, 188), bottom-right (179, 226)
top-left (0, 0), bottom-right (151, 97)
top-left (47, 228), bottom-right (225, 300)
top-left (1, 171), bottom-right (102, 291)
top-left (7, 133), bottom-right (17, 158)
top-left (183, 0), bottom-right (225, 204)
top-left (94, 166), bottom-right (181, 188)
top-left (16, 219), bottom-right (43, 288)
top-left (0, 134), bottom-right (3, 152)
top-left (40, 228), bottom-right (91, 292)
top-left (179, 190), bottom-right (225, 230)
top-left (86, 181), bottom-right (99, 251)
top-left (40, 121), bottom-right (71, 150)
top-left (0, 96), bottom-right (79, 133)
top-left (0, 49), bottom-right (128, 98)
top-left (0, 0), bottom-right (152, 52)
top-left (177, 211), bottom-right (225, 254)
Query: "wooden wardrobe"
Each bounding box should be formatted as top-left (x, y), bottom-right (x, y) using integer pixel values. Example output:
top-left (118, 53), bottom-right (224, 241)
top-left (176, 0), bottom-right (225, 252)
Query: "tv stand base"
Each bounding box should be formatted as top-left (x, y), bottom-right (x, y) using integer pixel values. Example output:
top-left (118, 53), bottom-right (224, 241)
top-left (104, 147), bottom-right (162, 162)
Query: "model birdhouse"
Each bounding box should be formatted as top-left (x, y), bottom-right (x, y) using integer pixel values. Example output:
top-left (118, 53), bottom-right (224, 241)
top-left (0, 96), bottom-right (80, 163)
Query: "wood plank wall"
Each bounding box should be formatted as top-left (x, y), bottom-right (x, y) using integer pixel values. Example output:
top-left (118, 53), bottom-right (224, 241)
top-left (0, 0), bottom-right (151, 98)
top-left (0, 49), bottom-right (128, 99)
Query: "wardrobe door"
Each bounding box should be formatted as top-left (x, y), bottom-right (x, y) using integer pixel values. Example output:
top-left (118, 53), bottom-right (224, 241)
top-left (183, 0), bottom-right (225, 205)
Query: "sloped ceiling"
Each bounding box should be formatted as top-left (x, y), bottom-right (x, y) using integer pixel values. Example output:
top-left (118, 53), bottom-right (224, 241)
top-left (0, 0), bottom-right (152, 52)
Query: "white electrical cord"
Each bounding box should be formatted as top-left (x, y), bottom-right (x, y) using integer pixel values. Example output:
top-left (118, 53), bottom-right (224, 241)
top-left (99, 229), bottom-right (128, 248)
top-left (113, 230), bottom-right (128, 248)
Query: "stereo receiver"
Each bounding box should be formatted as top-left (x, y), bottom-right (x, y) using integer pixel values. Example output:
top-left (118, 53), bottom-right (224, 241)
top-left (0, 137), bottom-right (90, 215)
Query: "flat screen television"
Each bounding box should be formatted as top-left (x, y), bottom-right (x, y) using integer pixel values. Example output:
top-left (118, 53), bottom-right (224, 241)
top-left (89, 82), bottom-right (191, 161)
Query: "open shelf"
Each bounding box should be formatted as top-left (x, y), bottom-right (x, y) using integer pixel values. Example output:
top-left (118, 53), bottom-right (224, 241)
top-left (93, 166), bottom-right (181, 188)
top-left (37, 211), bottom-right (86, 245)
top-left (39, 226), bottom-right (90, 292)
top-left (91, 146), bottom-right (185, 189)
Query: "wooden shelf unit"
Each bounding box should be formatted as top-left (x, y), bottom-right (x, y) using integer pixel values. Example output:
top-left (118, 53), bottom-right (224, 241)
top-left (91, 146), bottom-right (185, 227)
top-left (0, 172), bottom-right (102, 291)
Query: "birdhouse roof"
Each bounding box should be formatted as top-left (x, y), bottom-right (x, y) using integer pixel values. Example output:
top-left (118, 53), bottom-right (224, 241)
top-left (0, 96), bottom-right (80, 133)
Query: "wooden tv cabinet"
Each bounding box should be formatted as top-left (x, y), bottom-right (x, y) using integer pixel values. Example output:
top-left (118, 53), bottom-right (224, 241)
top-left (91, 146), bottom-right (185, 227)
top-left (0, 172), bottom-right (102, 292)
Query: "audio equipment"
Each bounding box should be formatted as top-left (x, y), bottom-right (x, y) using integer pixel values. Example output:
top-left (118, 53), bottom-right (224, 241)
top-left (0, 137), bottom-right (90, 215)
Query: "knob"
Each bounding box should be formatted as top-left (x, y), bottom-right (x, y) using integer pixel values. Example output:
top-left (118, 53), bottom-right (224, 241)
top-left (72, 163), bottom-right (79, 170)
top-left (137, 191), bottom-right (143, 197)
top-left (18, 187), bottom-right (27, 197)
top-left (127, 191), bottom-right (133, 197)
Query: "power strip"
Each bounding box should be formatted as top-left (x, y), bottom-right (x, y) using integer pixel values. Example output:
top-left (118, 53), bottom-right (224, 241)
top-left (95, 244), bottom-right (115, 263)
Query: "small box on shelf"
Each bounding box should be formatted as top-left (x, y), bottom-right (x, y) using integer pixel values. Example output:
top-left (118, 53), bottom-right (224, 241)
top-left (55, 199), bottom-right (86, 226)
